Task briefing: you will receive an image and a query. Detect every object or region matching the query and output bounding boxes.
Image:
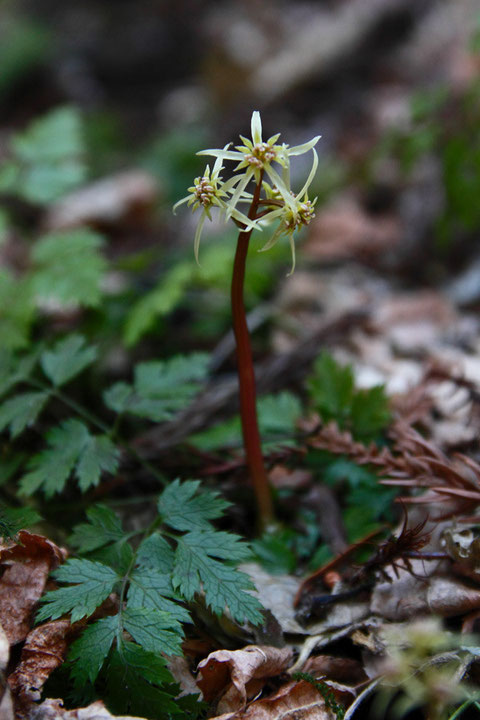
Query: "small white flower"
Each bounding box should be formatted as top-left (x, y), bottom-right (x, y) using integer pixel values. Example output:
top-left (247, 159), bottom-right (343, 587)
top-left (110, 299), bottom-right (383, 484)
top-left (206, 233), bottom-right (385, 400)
top-left (173, 151), bottom-right (257, 263)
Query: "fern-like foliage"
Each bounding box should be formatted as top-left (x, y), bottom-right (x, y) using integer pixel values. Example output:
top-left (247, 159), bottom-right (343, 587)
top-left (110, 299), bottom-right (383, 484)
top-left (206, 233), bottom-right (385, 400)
top-left (38, 481), bottom-right (262, 719)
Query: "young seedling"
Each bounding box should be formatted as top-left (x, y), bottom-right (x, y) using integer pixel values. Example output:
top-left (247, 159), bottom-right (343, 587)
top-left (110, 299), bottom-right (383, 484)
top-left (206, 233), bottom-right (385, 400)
top-left (175, 111), bottom-right (320, 529)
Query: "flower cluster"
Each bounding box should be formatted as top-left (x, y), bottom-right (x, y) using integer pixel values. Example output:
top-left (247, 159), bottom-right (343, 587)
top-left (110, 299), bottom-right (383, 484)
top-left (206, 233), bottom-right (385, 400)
top-left (174, 111), bottom-right (320, 273)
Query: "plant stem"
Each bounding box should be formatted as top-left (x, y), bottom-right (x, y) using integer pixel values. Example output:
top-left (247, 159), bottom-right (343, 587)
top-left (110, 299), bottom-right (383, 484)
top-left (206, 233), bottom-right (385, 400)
top-left (231, 171), bottom-right (274, 530)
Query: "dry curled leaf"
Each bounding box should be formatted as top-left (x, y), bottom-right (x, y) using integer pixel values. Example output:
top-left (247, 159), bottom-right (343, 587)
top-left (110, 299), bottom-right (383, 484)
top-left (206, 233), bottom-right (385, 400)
top-left (208, 679), bottom-right (336, 720)
top-left (0, 532), bottom-right (66, 646)
top-left (197, 645), bottom-right (293, 715)
top-left (22, 699), bottom-right (145, 720)
top-left (8, 620), bottom-right (72, 718)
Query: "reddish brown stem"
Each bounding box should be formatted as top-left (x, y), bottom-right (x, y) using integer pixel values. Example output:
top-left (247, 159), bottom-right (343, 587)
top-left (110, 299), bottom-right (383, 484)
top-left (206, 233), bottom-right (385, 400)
top-left (231, 172), bottom-right (274, 529)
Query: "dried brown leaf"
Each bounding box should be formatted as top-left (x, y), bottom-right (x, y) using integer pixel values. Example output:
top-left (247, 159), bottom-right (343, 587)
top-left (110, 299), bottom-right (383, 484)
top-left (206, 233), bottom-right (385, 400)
top-left (197, 645), bottom-right (293, 714)
top-left (208, 679), bottom-right (335, 720)
top-left (8, 620), bottom-right (72, 717)
top-left (21, 698), bottom-right (145, 720)
top-left (0, 533), bottom-right (66, 646)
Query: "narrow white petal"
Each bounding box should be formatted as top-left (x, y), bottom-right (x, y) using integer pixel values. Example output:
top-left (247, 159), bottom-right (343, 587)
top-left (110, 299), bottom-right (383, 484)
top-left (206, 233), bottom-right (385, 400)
top-left (194, 213), bottom-right (207, 265)
top-left (258, 224), bottom-right (284, 252)
top-left (265, 165), bottom-right (296, 211)
top-left (230, 207), bottom-right (259, 230)
top-left (172, 195), bottom-right (191, 214)
top-left (287, 233), bottom-right (296, 276)
top-left (251, 111), bottom-right (262, 144)
top-left (225, 169), bottom-right (254, 219)
top-left (198, 149), bottom-right (244, 162)
top-left (298, 148), bottom-right (318, 199)
top-left (212, 144), bottom-right (231, 175)
top-left (287, 135), bottom-right (321, 156)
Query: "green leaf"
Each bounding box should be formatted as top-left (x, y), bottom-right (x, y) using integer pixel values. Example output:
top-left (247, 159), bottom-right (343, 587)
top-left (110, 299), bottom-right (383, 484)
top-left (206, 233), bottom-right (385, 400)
top-left (0, 505), bottom-right (42, 538)
top-left (68, 615), bottom-right (117, 685)
top-left (173, 533), bottom-right (263, 625)
top-left (128, 568), bottom-right (191, 624)
top-left (350, 386), bottom-right (391, 439)
top-left (191, 392), bottom-right (301, 452)
top-left (116, 642), bottom-right (172, 686)
top-left (136, 533), bottom-right (175, 573)
top-left (31, 229), bottom-right (107, 308)
top-left (124, 262), bottom-right (193, 347)
top-left (11, 106), bottom-right (86, 204)
top-left (158, 479), bottom-right (229, 532)
top-left (103, 353), bottom-right (209, 422)
top-left (0, 348), bottom-right (38, 398)
top-left (41, 334), bottom-right (97, 387)
top-left (0, 270), bottom-right (35, 350)
top-left (69, 505), bottom-right (125, 554)
top-left (19, 419), bottom-right (119, 497)
top-left (75, 434), bottom-right (120, 493)
top-left (308, 352), bottom-right (355, 425)
top-left (37, 558), bottom-right (119, 623)
top-left (122, 606), bottom-right (183, 657)
top-left (252, 530), bottom-right (297, 575)
top-left (105, 647), bottom-right (178, 720)
top-left (0, 391), bottom-right (48, 438)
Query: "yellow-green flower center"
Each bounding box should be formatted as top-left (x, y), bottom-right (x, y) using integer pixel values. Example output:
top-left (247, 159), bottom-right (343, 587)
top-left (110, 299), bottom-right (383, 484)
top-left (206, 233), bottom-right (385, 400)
top-left (194, 176), bottom-right (216, 207)
top-left (245, 142), bottom-right (277, 169)
top-left (285, 199), bottom-right (316, 230)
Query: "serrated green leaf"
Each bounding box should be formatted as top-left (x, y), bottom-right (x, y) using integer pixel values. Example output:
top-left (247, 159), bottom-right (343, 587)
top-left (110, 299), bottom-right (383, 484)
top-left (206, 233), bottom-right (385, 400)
top-left (0, 391), bottom-right (48, 438)
top-left (0, 348), bottom-right (38, 398)
top-left (0, 270), bottom-right (35, 350)
top-left (75, 434), bottom-right (120, 492)
top-left (31, 229), bottom-right (107, 308)
top-left (128, 568), bottom-right (191, 624)
top-left (105, 647), bottom-right (178, 720)
top-left (173, 534), bottom-right (263, 625)
top-left (11, 106), bottom-right (86, 204)
top-left (0, 506), bottom-right (42, 538)
top-left (69, 615), bottom-right (117, 685)
top-left (350, 385), bottom-right (391, 439)
top-left (122, 606), bottom-right (183, 657)
top-left (308, 352), bottom-right (355, 424)
top-left (37, 558), bottom-right (119, 623)
top-left (124, 262), bottom-right (193, 347)
top-left (19, 420), bottom-right (119, 497)
top-left (41, 334), bottom-right (96, 387)
top-left (158, 479), bottom-right (229, 532)
top-left (19, 419), bottom-right (89, 497)
top-left (136, 533), bottom-right (175, 573)
top-left (103, 353), bottom-right (209, 422)
top-left (117, 642), bottom-right (172, 686)
top-left (69, 504), bottom-right (125, 553)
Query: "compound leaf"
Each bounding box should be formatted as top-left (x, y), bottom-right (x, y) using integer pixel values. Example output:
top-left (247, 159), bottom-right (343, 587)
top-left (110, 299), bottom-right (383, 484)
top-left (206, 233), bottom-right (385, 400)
top-left (122, 606), bottom-right (183, 657)
top-left (69, 504), bottom-right (125, 554)
top-left (158, 479), bottom-right (229, 532)
top-left (0, 391), bottom-right (48, 438)
top-left (69, 615), bottom-right (117, 686)
top-left (37, 558), bottom-right (119, 623)
top-left (41, 334), bottom-right (97, 387)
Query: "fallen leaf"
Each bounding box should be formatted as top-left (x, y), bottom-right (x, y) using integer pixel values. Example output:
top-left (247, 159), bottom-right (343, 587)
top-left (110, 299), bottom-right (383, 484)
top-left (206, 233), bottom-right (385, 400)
top-left (197, 645), bottom-right (293, 714)
top-left (0, 532), bottom-right (66, 646)
top-left (0, 622), bottom-right (14, 720)
top-left (21, 698), bottom-right (145, 720)
top-left (8, 620), bottom-right (72, 717)
top-left (208, 679), bottom-right (335, 720)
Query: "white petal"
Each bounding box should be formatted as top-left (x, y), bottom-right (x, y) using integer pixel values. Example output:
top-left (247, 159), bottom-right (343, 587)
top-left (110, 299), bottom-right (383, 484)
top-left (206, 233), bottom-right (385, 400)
top-left (265, 165), bottom-right (296, 211)
top-left (258, 223), bottom-right (284, 252)
top-left (212, 144), bottom-right (230, 175)
top-left (194, 212), bottom-right (207, 265)
top-left (198, 149), bottom-right (244, 162)
top-left (172, 195), bottom-right (191, 214)
top-left (286, 233), bottom-right (296, 276)
top-left (251, 111), bottom-right (262, 144)
top-left (287, 135), bottom-right (321, 156)
top-left (298, 148), bottom-right (318, 199)
top-left (225, 169), bottom-right (254, 219)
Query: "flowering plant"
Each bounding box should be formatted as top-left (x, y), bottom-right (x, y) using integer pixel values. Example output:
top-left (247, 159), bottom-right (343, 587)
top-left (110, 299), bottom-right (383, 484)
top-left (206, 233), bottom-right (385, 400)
top-left (175, 111), bottom-right (320, 273)
top-left (175, 112), bottom-right (320, 528)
